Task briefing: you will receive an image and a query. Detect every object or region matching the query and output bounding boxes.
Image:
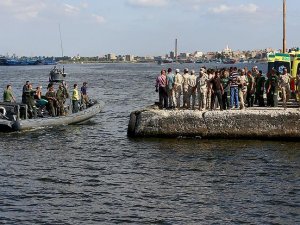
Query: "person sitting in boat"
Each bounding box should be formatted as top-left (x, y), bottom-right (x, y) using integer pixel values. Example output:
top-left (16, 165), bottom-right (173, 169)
top-left (25, 83), bottom-right (37, 118)
top-left (72, 84), bottom-right (80, 113)
top-left (34, 86), bottom-right (48, 112)
top-left (56, 84), bottom-right (67, 116)
top-left (3, 84), bottom-right (16, 103)
top-left (80, 82), bottom-right (89, 109)
top-left (45, 84), bottom-right (58, 117)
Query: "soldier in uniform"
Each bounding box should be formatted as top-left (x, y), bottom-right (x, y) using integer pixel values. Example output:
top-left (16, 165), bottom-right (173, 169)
top-left (196, 68), bottom-right (208, 111)
top-left (188, 70), bottom-right (197, 109)
top-left (237, 69), bottom-right (248, 109)
top-left (174, 69), bottom-right (183, 109)
top-left (46, 84), bottom-right (57, 116)
top-left (182, 68), bottom-right (190, 109)
top-left (56, 84), bottom-right (67, 116)
top-left (25, 83), bottom-right (37, 118)
top-left (279, 68), bottom-right (292, 109)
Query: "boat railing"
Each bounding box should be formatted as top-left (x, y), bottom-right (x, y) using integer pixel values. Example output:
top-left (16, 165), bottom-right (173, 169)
top-left (0, 102), bottom-right (28, 120)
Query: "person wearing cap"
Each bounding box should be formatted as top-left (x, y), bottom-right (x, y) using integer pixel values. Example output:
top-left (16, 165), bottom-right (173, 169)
top-left (188, 70), bottom-right (197, 109)
top-left (196, 68), bottom-right (209, 110)
top-left (279, 68), bottom-right (292, 109)
top-left (81, 82), bottom-right (89, 109)
top-left (182, 68), bottom-right (190, 109)
top-left (174, 69), bottom-right (183, 109)
top-left (155, 69), bottom-right (168, 109)
top-left (166, 68), bottom-right (175, 109)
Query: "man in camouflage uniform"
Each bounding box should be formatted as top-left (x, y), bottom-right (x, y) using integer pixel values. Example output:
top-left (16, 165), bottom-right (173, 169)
top-left (196, 68), bottom-right (208, 110)
top-left (279, 68), bottom-right (292, 109)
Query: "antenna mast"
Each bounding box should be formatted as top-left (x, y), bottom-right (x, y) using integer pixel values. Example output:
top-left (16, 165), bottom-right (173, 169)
top-left (59, 24), bottom-right (64, 58)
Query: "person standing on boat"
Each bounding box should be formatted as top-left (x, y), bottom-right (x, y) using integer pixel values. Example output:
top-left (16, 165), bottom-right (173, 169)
top-left (22, 81), bottom-right (29, 104)
top-left (56, 84), bottom-right (66, 116)
top-left (166, 68), bottom-right (175, 109)
top-left (81, 82), bottom-right (89, 109)
top-left (72, 83), bottom-right (80, 113)
top-left (25, 83), bottom-right (37, 118)
top-left (174, 69), bottom-right (183, 109)
top-left (155, 69), bottom-right (168, 109)
top-left (45, 84), bottom-right (57, 117)
top-left (3, 85), bottom-right (16, 103)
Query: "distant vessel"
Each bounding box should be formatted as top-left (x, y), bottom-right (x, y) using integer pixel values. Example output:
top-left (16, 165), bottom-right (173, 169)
top-left (0, 56), bottom-right (57, 66)
top-left (223, 58), bottom-right (236, 64)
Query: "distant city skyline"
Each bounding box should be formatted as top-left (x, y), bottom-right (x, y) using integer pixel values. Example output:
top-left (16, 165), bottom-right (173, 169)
top-left (0, 0), bottom-right (299, 57)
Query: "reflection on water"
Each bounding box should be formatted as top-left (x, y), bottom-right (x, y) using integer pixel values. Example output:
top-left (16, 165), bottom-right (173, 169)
top-left (0, 63), bottom-right (299, 224)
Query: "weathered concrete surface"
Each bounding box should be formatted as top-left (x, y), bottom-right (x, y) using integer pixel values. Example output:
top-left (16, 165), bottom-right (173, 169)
top-left (128, 106), bottom-right (300, 139)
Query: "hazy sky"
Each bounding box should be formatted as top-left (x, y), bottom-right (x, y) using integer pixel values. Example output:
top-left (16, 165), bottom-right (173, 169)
top-left (0, 0), bottom-right (299, 57)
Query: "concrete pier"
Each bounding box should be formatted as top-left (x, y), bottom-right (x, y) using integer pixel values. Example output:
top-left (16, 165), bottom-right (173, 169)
top-left (128, 106), bottom-right (300, 139)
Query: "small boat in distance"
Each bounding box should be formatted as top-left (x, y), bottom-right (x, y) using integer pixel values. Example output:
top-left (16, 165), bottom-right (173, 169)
top-left (223, 58), bottom-right (236, 64)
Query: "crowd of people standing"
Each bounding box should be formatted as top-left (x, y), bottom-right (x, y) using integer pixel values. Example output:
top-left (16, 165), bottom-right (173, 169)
top-left (3, 81), bottom-right (89, 118)
top-left (155, 66), bottom-right (299, 111)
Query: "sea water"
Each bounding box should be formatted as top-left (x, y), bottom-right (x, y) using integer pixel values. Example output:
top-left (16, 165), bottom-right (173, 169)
top-left (0, 63), bottom-right (299, 224)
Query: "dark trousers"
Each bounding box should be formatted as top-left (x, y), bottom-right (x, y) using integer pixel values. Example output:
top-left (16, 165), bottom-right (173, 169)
top-left (72, 100), bottom-right (79, 113)
top-left (159, 87), bottom-right (168, 109)
top-left (258, 91), bottom-right (265, 107)
top-left (222, 91), bottom-right (229, 110)
top-left (269, 88), bottom-right (278, 107)
top-left (211, 90), bottom-right (223, 110)
top-left (246, 91), bottom-right (254, 107)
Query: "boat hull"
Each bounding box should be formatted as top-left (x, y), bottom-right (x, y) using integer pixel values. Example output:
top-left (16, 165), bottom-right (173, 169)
top-left (1, 101), bottom-right (104, 132)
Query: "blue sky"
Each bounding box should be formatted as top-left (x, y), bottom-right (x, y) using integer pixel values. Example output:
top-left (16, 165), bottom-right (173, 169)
top-left (0, 0), bottom-right (299, 57)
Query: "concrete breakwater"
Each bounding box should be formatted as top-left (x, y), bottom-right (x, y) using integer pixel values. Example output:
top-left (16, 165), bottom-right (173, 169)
top-left (128, 106), bottom-right (300, 139)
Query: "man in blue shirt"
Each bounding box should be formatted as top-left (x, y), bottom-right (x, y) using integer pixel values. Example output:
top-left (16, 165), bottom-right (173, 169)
top-left (80, 82), bottom-right (89, 108)
top-left (166, 68), bottom-right (175, 109)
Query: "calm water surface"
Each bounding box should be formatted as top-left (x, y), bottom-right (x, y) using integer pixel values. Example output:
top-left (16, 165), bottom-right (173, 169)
top-left (0, 63), bottom-right (299, 225)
